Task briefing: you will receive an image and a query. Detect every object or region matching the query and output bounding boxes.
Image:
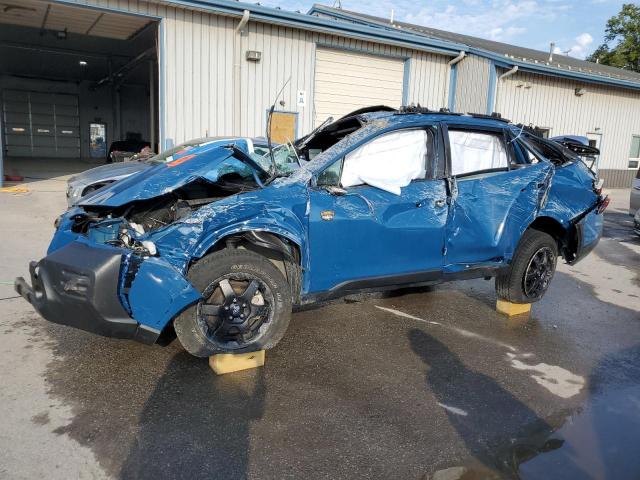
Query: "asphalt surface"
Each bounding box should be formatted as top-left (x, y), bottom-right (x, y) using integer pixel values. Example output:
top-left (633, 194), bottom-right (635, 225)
top-left (1, 169), bottom-right (639, 480)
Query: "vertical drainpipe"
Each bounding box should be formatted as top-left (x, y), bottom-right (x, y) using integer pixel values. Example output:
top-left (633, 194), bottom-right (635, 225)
top-left (447, 51), bottom-right (465, 111)
top-left (233, 10), bottom-right (250, 136)
top-left (494, 65), bottom-right (518, 115)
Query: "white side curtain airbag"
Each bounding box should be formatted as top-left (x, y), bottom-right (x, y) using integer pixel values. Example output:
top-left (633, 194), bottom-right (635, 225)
top-left (341, 130), bottom-right (427, 195)
top-left (449, 131), bottom-right (508, 176)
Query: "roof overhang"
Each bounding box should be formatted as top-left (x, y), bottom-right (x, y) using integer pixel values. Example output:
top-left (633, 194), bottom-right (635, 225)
top-left (309, 4), bottom-right (640, 92)
top-left (142, 0), bottom-right (467, 56)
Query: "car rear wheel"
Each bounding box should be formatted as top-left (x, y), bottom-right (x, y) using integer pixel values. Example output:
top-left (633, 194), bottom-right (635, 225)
top-left (495, 229), bottom-right (558, 304)
top-left (174, 249), bottom-right (292, 357)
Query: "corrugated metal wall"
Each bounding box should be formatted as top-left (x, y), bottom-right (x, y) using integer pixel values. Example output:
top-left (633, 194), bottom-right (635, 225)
top-left (496, 69), bottom-right (640, 186)
top-left (454, 54), bottom-right (490, 114)
top-left (68, 0), bottom-right (452, 147)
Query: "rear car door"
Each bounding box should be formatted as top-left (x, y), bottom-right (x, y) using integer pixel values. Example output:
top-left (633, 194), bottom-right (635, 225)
top-left (443, 124), bottom-right (553, 271)
top-left (307, 127), bottom-right (448, 293)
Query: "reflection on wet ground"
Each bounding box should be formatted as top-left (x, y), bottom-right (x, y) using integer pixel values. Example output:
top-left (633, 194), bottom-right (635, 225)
top-left (519, 346), bottom-right (640, 480)
top-left (433, 346), bottom-right (640, 480)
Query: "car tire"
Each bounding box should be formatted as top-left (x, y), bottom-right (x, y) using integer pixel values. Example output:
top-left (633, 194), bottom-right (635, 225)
top-left (495, 229), bottom-right (558, 304)
top-left (174, 248), bottom-right (292, 357)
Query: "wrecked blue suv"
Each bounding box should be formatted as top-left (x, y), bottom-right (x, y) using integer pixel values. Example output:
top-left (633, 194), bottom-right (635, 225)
top-left (15, 107), bottom-right (608, 357)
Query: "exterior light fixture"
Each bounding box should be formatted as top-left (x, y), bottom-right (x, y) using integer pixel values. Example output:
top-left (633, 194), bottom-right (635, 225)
top-left (246, 50), bottom-right (262, 62)
top-left (575, 88), bottom-right (586, 96)
top-left (79, 60), bottom-right (88, 66)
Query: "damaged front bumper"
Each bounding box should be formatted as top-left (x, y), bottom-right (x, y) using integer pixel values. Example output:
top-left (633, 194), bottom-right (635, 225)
top-left (14, 241), bottom-right (201, 344)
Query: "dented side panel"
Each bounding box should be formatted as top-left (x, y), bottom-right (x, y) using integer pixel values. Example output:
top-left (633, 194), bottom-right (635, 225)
top-left (540, 161), bottom-right (598, 226)
top-left (445, 163), bottom-right (553, 270)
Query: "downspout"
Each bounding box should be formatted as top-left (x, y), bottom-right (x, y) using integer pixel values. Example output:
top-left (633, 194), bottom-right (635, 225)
top-left (448, 51), bottom-right (466, 67)
top-left (499, 65), bottom-right (518, 81)
top-left (447, 51), bottom-right (465, 111)
top-left (235, 9), bottom-right (250, 33)
top-left (233, 10), bottom-right (250, 136)
top-left (491, 65), bottom-right (518, 115)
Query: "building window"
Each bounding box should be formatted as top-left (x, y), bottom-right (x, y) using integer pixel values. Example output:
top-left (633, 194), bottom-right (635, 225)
top-left (629, 135), bottom-right (640, 169)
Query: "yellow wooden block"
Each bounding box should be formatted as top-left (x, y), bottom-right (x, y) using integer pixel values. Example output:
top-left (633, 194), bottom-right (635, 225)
top-left (209, 350), bottom-right (265, 375)
top-left (496, 299), bottom-right (532, 317)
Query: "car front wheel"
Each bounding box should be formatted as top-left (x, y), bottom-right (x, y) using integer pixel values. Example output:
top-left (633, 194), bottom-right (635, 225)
top-left (495, 229), bottom-right (558, 304)
top-left (174, 249), bottom-right (292, 357)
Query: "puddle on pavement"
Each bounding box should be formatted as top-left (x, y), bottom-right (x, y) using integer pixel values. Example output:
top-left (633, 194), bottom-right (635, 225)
top-left (515, 385), bottom-right (640, 479)
top-left (436, 384), bottom-right (640, 479)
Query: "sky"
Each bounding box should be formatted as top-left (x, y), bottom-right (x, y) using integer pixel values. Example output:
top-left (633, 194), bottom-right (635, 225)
top-left (255, 0), bottom-right (627, 59)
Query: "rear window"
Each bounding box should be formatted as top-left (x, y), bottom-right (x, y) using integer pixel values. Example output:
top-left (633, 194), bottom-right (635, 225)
top-left (521, 134), bottom-right (570, 165)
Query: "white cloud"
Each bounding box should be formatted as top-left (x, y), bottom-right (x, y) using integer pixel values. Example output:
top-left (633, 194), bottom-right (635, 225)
top-left (401, 0), bottom-right (537, 42)
top-left (553, 32), bottom-right (593, 59)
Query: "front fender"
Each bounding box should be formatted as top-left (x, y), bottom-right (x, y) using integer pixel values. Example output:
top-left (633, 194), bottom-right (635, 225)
top-left (148, 196), bottom-right (309, 273)
top-left (192, 209), bottom-right (307, 265)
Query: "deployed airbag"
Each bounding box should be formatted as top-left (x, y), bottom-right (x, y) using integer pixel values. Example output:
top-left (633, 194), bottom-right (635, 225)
top-left (450, 130), bottom-right (508, 175)
top-left (341, 130), bottom-right (427, 195)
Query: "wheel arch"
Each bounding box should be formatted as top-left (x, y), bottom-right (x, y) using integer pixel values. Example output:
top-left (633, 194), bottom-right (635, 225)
top-left (527, 215), bottom-right (577, 263)
top-left (194, 228), bottom-right (305, 304)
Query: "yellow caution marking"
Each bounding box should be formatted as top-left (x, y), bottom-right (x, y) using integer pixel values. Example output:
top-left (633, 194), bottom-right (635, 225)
top-left (0, 185), bottom-right (29, 194)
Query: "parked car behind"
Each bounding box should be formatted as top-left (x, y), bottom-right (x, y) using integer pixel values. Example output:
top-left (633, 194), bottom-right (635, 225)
top-left (66, 137), bottom-right (277, 207)
top-left (16, 107), bottom-right (608, 357)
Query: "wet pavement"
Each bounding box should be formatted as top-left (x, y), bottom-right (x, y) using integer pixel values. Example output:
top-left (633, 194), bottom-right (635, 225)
top-left (1, 181), bottom-right (639, 480)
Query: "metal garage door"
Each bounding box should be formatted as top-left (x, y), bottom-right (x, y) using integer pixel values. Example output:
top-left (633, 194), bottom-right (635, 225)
top-left (2, 90), bottom-right (80, 158)
top-left (314, 47), bottom-right (405, 127)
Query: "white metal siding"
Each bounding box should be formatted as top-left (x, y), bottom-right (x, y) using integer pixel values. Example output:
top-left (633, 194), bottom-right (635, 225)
top-left (313, 48), bottom-right (405, 127)
top-left (68, 0), bottom-right (452, 145)
top-left (455, 54), bottom-right (491, 114)
top-left (496, 69), bottom-right (640, 172)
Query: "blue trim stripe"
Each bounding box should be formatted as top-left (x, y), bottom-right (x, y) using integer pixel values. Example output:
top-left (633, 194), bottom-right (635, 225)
top-left (448, 64), bottom-right (458, 111)
top-left (403, 59), bottom-right (411, 105)
top-left (486, 61), bottom-right (497, 114)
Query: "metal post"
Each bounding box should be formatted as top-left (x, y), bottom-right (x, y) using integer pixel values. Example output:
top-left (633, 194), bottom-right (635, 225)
top-left (149, 59), bottom-right (155, 151)
top-left (0, 99), bottom-right (4, 188)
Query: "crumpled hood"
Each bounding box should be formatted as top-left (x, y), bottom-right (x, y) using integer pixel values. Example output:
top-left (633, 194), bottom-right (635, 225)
top-left (78, 139), bottom-right (259, 208)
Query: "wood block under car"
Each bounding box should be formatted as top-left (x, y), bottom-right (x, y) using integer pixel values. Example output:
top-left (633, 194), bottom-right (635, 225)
top-left (496, 299), bottom-right (532, 317)
top-left (209, 350), bottom-right (265, 375)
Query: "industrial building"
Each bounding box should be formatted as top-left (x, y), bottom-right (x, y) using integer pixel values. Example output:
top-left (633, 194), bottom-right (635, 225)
top-left (1, 0), bottom-right (639, 187)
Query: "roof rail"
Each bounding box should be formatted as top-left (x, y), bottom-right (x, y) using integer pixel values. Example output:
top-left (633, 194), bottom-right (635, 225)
top-left (396, 105), bottom-right (463, 116)
top-left (465, 112), bottom-right (511, 123)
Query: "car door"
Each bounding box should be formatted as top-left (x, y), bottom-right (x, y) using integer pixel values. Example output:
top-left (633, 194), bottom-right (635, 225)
top-left (443, 124), bottom-right (553, 271)
top-left (306, 127), bottom-right (448, 293)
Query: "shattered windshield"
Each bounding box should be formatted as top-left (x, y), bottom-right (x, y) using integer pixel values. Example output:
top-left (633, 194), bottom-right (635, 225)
top-left (250, 144), bottom-right (301, 177)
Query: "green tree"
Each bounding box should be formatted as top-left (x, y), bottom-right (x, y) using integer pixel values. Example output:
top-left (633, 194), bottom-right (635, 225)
top-left (587, 3), bottom-right (640, 72)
